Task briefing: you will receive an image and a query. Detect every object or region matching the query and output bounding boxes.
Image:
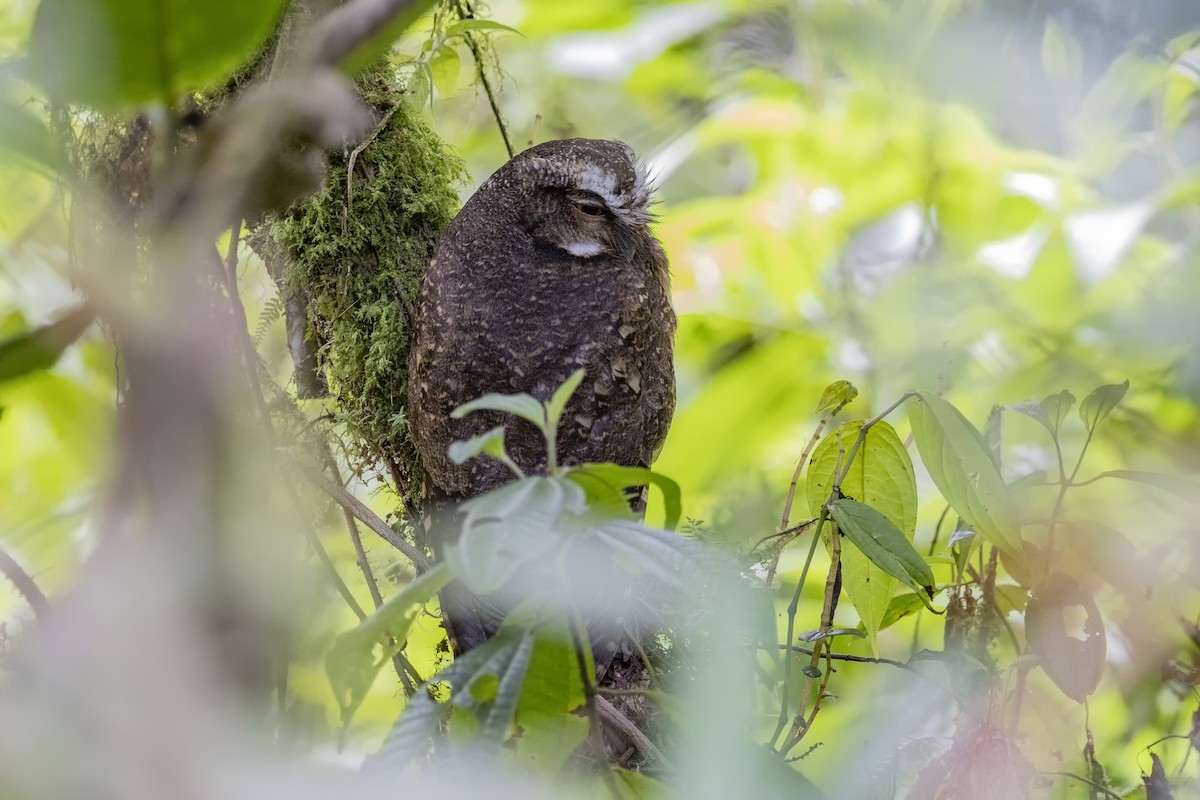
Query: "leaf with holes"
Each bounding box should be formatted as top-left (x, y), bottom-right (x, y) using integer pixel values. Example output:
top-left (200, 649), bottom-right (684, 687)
top-left (1026, 573), bottom-right (1106, 703)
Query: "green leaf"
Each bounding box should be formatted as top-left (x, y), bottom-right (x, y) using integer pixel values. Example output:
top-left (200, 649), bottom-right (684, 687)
top-left (815, 379), bottom-right (858, 414)
top-left (325, 563), bottom-right (452, 725)
top-left (448, 425), bottom-right (521, 475)
top-left (0, 305), bottom-right (94, 384)
top-left (444, 19), bottom-right (524, 38)
top-left (429, 44), bottom-right (461, 98)
top-left (827, 499), bottom-right (937, 611)
top-left (511, 627), bottom-right (588, 770)
top-left (545, 368), bottom-right (585, 434)
top-left (907, 392), bottom-right (1023, 559)
top-left (1094, 470), bottom-right (1200, 503)
top-left (1078, 380), bottom-right (1129, 433)
top-left (28, 0), bottom-right (288, 110)
top-left (568, 462), bottom-right (682, 530)
top-left (807, 420), bottom-right (917, 651)
top-left (1012, 390), bottom-right (1075, 436)
top-left (478, 630), bottom-right (535, 745)
top-left (452, 391), bottom-right (547, 433)
top-left (873, 592), bottom-right (927, 633)
top-left (1061, 521), bottom-right (1146, 598)
top-left (0, 96), bottom-right (67, 174)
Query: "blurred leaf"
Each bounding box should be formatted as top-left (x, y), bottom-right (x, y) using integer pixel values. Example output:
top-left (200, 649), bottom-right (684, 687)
top-left (1061, 521), bottom-right (1146, 598)
top-left (453, 391), bottom-right (547, 433)
top-left (815, 379), bottom-right (858, 414)
top-left (807, 420), bottom-right (917, 650)
top-left (325, 563), bottom-right (452, 725)
top-left (0, 96), bottom-right (67, 173)
top-left (337, 0), bottom-right (438, 74)
top-left (429, 44), bottom-right (461, 97)
top-left (827, 498), bottom-right (936, 610)
top-left (1026, 573), bottom-right (1106, 703)
top-left (1078, 380), bottom-right (1129, 433)
top-left (0, 305), bottom-right (93, 384)
top-left (1041, 18), bottom-right (1082, 91)
top-left (1094, 469), bottom-right (1200, 503)
top-left (449, 478), bottom-right (583, 593)
top-left (907, 392), bottom-right (1023, 559)
top-left (444, 19), bottom-right (523, 38)
top-left (568, 462), bottom-right (682, 530)
top-left (613, 768), bottom-right (670, 799)
top-left (28, 0), bottom-right (287, 109)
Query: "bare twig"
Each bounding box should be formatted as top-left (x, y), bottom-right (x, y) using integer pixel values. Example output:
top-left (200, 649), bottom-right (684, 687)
top-left (779, 645), bottom-right (916, 672)
top-left (596, 695), bottom-right (671, 769)
top-left (323, 454), bottom-right (419, 696)
top-left (344, 102), bottom-right (402, 233)
top-left (1040, 771), bottom-right (1121, 800)
top-left (0, 546), bottom-right (50, 622)
top-left (290, 457), bottom-right (433, 571)
top-left (454, 0), bottom-right (514, 158)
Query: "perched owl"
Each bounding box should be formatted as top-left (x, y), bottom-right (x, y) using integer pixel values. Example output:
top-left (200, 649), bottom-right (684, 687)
top-left (409, 138), bottom-right (675, 499)
top-left (408, 138), bottom-right (676, 654)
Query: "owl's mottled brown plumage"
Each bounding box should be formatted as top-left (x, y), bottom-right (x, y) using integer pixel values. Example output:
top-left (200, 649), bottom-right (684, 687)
top-left (409, 138), bottom-right (676, 501)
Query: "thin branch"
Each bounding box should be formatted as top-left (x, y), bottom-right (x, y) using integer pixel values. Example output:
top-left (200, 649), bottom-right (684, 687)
top-left (570, 615), bottom-right (620, 795)
top-left (779, 645), bottom-right (916, 672)
top-left (323, 454), bottom-right (418, 696)
top-left (1040, 771), bottom-right (1121, 800)
top-left (290, 457), bottom-right (433, 571)
top-left (454, 0), bottom-right (514, 158)
top-left (596, 695), bottom-right (671, 769)
top-left (0, 546), bottom-right (50, 622)
top-left (344, 102), bottom-right (402, 234)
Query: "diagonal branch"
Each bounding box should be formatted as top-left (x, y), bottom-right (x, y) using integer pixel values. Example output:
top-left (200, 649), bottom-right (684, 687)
top-left (0, 545), bottom-right (49, 622)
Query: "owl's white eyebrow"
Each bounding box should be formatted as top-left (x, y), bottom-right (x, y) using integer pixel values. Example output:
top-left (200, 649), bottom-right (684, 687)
top-left (562, 240), bottom-right (604, 257)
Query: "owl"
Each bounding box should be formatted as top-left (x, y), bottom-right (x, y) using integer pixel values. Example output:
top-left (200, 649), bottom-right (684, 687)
top-left (409, 138), bottom-right (675, 501)
top-left (407, 138), bottom-right (676, 654)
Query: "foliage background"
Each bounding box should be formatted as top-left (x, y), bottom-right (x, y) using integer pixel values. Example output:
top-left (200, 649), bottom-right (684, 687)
top-left (1, 0), bottom-right (1200, 797)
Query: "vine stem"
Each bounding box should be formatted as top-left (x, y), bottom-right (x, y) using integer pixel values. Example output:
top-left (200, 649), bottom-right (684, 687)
top-left (771, 391), bottom-right (916, 752)
top-left (0, 546), bottom-right (49, 621)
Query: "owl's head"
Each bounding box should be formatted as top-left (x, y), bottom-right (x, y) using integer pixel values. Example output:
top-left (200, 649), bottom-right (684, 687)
top-left (482, 138), bottom-right (656, 261)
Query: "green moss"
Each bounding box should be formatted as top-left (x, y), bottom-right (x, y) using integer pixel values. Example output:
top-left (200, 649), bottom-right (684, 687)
top-left (270, 72), bottom-right (467, 509)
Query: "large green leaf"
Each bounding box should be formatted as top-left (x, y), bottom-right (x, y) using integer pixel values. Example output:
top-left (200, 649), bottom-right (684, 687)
top-left (325, 563), bottom-right (452, 725)
top-left (28, 0), bottom-right (288, 110)
top-left (827, 499), bottom-right (936, 610)
top-left (907, 392), bottom-right (1023, 558)
top-left (806, 420), bottom-right (917, 651)
top-left (510, 626), bottom-right (588, 770)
